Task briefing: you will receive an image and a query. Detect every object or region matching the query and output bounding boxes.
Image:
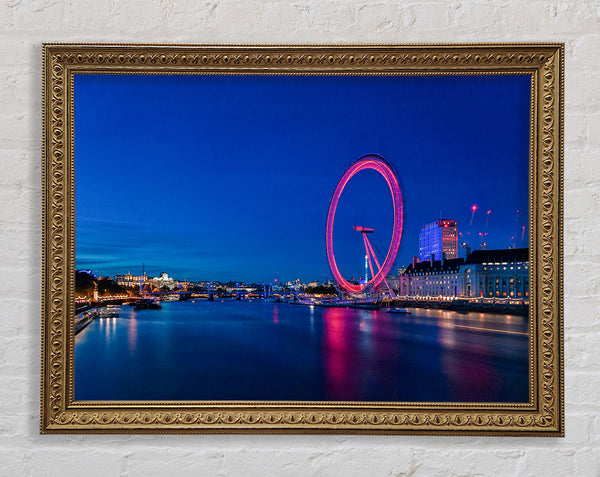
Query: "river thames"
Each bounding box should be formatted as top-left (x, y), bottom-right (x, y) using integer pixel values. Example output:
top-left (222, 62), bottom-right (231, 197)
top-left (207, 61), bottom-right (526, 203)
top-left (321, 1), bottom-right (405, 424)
top-left (74, 300), bottom-right (529, 402)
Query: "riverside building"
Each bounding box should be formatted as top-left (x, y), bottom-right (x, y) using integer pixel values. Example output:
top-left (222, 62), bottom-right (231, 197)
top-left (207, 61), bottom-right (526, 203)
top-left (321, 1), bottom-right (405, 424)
top-left (114, 273), bottom-right (148, 287)
top-left (398, 248), bottom-right (529, 299)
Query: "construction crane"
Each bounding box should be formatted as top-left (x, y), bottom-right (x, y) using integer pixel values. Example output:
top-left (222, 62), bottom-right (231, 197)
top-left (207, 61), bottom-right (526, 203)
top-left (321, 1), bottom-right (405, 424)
top-left (480, 209), bottom-right (491, 250)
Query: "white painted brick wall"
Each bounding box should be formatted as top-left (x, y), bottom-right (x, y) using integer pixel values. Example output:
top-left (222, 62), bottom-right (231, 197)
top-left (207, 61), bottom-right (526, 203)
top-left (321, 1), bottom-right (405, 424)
top-left (1, 1), bottom-right (598, 475)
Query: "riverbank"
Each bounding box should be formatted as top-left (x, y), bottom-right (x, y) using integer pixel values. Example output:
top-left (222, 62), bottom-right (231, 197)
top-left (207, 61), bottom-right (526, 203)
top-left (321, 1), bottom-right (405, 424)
top-left (306, 297), bottom-right (528, 316)
top-left (390, 297), bottom-right (529, 316)
top-left (74, 308), bottom-right (99, 334)
top-left (75, 306), bottom-right (121, 334)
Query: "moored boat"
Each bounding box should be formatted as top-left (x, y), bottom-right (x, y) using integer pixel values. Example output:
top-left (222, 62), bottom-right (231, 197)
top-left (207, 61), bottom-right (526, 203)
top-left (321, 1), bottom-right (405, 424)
top-left (387, 307), bottom-right (411, 314)
top-left (98, 305), bottom-right (121, 318)
top-left (133, 299), bottom-right (162, 310)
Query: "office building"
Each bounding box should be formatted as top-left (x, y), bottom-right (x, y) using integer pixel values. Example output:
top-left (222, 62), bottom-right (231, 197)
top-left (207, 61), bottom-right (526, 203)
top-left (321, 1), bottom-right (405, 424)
top-left (418, 219), bottom-right (458, 262)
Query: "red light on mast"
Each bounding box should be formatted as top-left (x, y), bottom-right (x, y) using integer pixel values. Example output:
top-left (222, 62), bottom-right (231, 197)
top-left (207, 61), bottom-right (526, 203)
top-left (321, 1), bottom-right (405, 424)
top-left (469, 205), bottom-right (478, 227)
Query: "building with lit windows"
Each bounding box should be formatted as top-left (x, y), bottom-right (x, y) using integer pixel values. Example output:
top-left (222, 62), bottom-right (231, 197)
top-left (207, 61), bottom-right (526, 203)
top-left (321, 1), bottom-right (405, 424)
top-left (418, 219), bottom-right (458, 262)
top-left (114, 273), bottom-right (148, 288)
top-left (151, 271), bottom-right (177, 290)
top-left (398, 248), bottom-right (528, 299)
top-left (461, 248), bottom-right (529, 298)
top-left (398, 257), bottom-right (464, 297)
top-left (386, 274), bottom-right (400, 291)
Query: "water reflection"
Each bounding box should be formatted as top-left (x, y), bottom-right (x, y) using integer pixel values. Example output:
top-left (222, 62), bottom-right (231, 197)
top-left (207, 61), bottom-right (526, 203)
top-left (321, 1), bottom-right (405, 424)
top-left (127, 312), bottom-right (137, 354)
top-left (322, 307), bottom-right (359, 400)
top-left (75, 302), bottom-right (528, 402)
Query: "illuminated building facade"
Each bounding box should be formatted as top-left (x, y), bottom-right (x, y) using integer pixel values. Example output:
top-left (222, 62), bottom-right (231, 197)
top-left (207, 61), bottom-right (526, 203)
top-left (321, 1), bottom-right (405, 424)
top-left (461, 248), bottom-right (529, 298)
top-left (399, 248), bottom-right (529, 299)
top-left (151, 271), bottom-right (176, 290)
top-left (418, 219), bottom-right (458, 261)
top-left (115, 272), bottom-right (181, 291)
top-left (114, 273), bottom-right (148, 287)
top-left (385, 274), bottom-right (400, 291)
top-left (398, 257), bottom-right (463, 297)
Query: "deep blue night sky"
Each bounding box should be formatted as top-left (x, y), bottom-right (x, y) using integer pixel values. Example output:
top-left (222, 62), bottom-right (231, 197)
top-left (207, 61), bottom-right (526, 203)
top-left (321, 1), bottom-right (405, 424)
top-left (74, 73), bottom-right (530, 283)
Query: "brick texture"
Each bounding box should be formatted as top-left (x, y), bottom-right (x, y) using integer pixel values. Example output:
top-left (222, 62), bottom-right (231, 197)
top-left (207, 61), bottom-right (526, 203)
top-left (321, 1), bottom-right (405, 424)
top-left (0, 1), bottom-right (598, 476)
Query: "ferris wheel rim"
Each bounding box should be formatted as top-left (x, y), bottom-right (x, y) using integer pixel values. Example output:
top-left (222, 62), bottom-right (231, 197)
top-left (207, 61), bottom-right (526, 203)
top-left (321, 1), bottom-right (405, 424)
top-left (325, 154), bottom-right (404, 294)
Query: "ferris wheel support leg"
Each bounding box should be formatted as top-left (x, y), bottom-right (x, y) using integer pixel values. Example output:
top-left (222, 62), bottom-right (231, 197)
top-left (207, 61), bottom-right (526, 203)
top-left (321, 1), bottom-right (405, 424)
top-left (362, 234), bottom-right (376, 283)
top-left (364, 235), bottom-right (397, 299)
top-left (383, 278), bottom-right (397, 299)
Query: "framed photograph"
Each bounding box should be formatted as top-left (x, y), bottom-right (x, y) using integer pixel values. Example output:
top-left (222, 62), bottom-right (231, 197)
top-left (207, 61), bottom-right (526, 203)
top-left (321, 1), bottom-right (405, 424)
top-left (41, 43), bottom-right (564, 434)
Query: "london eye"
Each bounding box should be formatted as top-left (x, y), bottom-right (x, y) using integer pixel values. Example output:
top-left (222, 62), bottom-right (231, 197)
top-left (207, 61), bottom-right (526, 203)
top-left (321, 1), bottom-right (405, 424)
top-left (325, 154), bottom-right (404, 295)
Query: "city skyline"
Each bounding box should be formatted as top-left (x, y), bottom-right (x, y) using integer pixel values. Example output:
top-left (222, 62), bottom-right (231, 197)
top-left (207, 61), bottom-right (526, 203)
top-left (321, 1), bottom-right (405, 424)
top-left (75, 73), bottom-right (530, 283)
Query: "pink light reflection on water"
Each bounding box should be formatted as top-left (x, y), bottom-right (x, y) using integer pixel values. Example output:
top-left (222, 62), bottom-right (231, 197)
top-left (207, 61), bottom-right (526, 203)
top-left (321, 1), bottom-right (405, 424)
top-left (322, 307), bottom-right (360, 401)
top-left (321, 307), bottom-right (403, 401)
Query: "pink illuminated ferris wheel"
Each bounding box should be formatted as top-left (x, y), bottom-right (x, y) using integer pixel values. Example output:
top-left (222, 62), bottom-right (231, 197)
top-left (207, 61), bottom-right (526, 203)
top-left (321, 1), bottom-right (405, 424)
top-left (325, 154), bottom-right (404, 295)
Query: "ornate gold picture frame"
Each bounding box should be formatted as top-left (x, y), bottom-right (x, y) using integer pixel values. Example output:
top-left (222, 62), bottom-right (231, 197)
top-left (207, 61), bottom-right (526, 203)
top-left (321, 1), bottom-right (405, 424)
top-left (41, 43), bottom-right (563, 434)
